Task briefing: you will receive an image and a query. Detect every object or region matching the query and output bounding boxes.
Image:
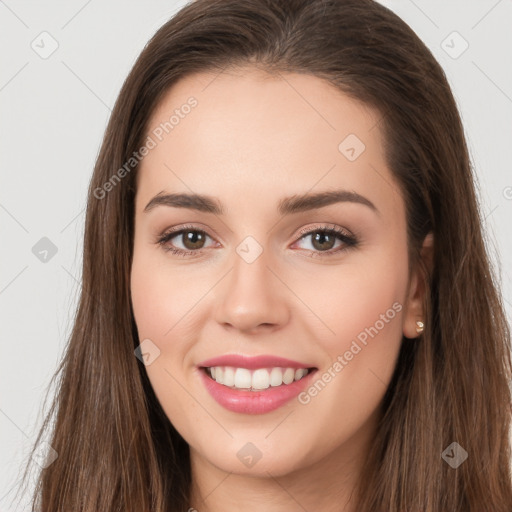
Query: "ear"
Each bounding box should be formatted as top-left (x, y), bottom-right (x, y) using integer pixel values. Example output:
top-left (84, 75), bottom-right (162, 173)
top-left (402, 232), bottom-right (434, 339)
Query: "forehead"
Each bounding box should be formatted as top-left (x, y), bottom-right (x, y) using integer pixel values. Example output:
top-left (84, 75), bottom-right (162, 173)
top-left (136, 67), bottom-right (401, 218)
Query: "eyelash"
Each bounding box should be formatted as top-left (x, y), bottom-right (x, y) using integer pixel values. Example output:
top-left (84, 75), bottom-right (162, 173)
top-left (155, 223), bottom-right (359, 259)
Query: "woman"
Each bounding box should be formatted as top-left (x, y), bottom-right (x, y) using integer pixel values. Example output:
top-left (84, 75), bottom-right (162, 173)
top-left (23, 0), bottom-right (512, 510)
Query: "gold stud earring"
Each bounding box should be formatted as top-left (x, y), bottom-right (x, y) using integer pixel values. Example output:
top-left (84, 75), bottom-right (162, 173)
top-left (415, 320), bottom-right (425, 334)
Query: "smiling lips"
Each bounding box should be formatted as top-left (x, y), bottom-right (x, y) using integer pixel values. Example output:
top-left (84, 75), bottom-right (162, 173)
top-left (197, 354), bottom-right (317, 414)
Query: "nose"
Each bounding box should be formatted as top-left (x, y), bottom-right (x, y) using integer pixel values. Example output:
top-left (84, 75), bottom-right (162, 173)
top-left (214, 247), bottom-right (290, 335)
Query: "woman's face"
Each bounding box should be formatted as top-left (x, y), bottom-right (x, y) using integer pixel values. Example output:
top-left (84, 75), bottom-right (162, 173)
top-left (131, 67), bottom-right (425, 477)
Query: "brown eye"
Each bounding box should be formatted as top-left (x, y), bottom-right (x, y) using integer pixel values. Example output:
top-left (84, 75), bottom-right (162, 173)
top-left (310, 231), bottom-right (337, 251)
top-left (293, 225), bottom-right (358, 257)
top-left (157, 227), bottom-right (216, 255)
top-left (180, 230), bottom-right (207, 250)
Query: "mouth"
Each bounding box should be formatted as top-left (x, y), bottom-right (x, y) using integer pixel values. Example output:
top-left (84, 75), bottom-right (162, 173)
top-left (200, 365), bottom-right (317, 391)
top-left (197, 354), bottom-right (319, 414)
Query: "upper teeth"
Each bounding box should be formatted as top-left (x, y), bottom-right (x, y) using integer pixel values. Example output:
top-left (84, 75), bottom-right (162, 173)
top-left (207, 366), bottom-right (310, 390)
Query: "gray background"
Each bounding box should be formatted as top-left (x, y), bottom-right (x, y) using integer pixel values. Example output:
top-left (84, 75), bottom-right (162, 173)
top-left (1, 0), bottom-right (511, 509)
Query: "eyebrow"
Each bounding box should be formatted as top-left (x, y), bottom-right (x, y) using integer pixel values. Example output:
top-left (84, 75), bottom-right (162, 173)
top-left (143, 189), bottom-right (379, 216)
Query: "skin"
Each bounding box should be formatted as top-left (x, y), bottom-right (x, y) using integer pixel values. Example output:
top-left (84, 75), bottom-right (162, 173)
top-left (130, 67), bottom-right (433, 512)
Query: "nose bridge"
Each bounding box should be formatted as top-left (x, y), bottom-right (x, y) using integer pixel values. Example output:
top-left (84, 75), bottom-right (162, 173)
top-left (214, 238), bottom-right (289, 332)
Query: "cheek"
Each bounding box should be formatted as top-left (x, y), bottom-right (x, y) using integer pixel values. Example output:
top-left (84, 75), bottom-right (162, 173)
top-left (130, 248), bottom-right (205, 340)
top-left (130, 247), bottom-right (214, 407)
top-left (294, 248), bottom-right (408, 354)
top-left (130, 251), bottom-right (208, 428)
top-left (292, 248), bottom-right (408, 433)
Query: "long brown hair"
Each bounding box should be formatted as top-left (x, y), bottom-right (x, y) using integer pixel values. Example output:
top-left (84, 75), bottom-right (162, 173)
top-left (19, 0), bottom-right (512, 510)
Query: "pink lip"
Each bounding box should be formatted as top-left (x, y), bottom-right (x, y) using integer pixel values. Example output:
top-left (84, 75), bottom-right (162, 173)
top-left (198, 367), bottom-right (317, 414)
top-left (197, 354), bottom-right (314, 370)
